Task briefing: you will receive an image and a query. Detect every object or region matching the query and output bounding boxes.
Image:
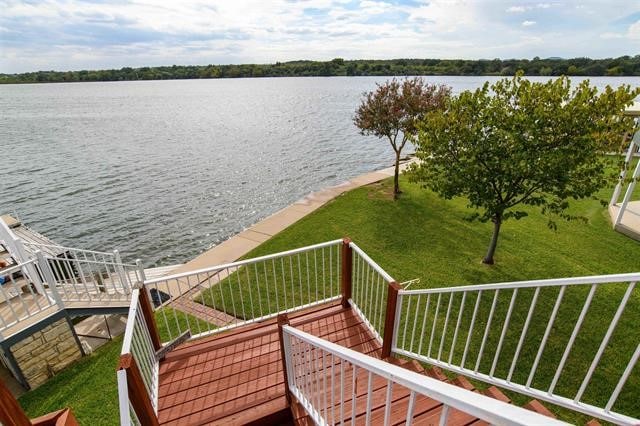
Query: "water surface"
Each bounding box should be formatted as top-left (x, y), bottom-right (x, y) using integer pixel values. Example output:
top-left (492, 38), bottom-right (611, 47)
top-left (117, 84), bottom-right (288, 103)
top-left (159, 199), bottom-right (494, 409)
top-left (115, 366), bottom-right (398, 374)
top-left (1, 76), bottom-right (637, 266)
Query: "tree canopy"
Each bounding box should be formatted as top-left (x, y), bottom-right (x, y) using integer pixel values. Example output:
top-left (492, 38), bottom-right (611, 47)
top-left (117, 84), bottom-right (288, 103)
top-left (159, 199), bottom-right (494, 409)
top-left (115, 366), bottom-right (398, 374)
top-left (409, 74), bottom-right (639, 264)
top-left (354, 77), bottom-right (450, 198)
top-left (2, 56), bottom-right (640, 84)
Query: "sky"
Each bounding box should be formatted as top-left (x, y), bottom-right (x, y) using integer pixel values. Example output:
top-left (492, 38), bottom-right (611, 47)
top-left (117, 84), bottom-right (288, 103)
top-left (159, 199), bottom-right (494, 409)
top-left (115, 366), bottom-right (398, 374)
top-left (0, 0), bottom-right (639, 73)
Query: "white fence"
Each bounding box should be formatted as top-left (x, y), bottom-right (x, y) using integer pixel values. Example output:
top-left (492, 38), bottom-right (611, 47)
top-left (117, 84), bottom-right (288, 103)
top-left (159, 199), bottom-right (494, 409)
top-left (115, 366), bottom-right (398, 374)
top-left (144, 239), bottom-right (343, 341)
top-left (392, 273), bottom-right (640, 425)
top-left (282, 325), bottom-right (568, 426)
top-left (0, 244), bottom-right (139, 340)
top-left (118, 289), bottom-right (159, 426)
top-left (349, 242), bottom-right (394, 342)
top-left (0, 259), bottom-right (59, 336)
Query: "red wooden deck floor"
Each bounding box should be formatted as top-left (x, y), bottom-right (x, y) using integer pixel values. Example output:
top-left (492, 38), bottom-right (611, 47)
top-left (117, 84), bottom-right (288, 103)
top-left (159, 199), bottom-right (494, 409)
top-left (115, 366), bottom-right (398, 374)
top-left (157, 301), bottom-right (381, 425)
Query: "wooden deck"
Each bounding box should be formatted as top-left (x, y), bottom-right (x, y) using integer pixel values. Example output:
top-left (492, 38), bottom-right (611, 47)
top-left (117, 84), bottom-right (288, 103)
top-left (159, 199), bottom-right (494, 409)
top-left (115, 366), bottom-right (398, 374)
top-left (154, 301), bottom-right (515, 426)
top-left (609, 201), bottom-right (640, 241)
top-left (157, 301), bottom-right (382, 425)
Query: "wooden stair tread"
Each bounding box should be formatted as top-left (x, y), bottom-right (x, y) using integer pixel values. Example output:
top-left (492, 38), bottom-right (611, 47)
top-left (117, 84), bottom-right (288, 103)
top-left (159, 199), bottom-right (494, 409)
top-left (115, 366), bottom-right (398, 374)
top-left (523, 399), bottom-right (556, 419)
top-left (483, 386), bottom-right (511, 404)
top-left (425, 366), bottom-right (448, 381)
top-left (208, 395), bottom-right (290, 425)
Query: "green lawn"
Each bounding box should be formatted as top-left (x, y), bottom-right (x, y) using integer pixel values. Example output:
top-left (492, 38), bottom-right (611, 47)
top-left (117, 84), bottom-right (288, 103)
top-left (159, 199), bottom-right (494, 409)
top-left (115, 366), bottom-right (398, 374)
top-left (229, 175), bottom-right (640, 424)
top-left (155, 306), bottom-right (216, 342)
top-left (16, 168), bottom-right (639, 424)
top-left (19, 337), bottom-right (122, 425)
top-left (17, 307), bottom-right (214, 424)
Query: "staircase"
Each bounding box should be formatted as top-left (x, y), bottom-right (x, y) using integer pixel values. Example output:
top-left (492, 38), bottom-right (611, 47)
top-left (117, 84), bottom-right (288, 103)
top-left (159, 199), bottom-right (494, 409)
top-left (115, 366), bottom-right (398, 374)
top-left (289, 355), bottom-right (564, 426)
top-left (116, 239), bottom-right (639, 426)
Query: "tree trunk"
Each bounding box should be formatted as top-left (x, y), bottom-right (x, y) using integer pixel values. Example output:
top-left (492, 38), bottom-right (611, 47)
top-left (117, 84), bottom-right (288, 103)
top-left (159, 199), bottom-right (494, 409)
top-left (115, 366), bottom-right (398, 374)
top-left (393, 151), bottom-right (401, 200)
top-left (482, 213), bottom-right (502, 265)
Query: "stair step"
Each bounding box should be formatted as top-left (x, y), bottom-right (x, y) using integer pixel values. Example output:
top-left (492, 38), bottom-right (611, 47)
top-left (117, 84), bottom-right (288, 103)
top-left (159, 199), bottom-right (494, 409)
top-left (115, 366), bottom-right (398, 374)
top-left (523, 399), bottom-right (556, 419)
top-left (291, 397), bottom-right (313, 426)
top-left (482, 386), bottom-right (511, 404)
top-left (387, 357), bottom-right (426, 374)
top-left (406, 359), bottom-right (425, 374)
top-left (425, 366), bottom-right (448, 382)
top-left (452, 376), bottom-right (475, 391)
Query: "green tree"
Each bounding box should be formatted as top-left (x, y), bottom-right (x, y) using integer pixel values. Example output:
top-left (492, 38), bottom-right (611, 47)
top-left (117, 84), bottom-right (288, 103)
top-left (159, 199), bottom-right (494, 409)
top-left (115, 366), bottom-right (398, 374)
top-left (354, 78), bottom-right (451, 199)
top-left (409, 74), bottom-right (639, 264)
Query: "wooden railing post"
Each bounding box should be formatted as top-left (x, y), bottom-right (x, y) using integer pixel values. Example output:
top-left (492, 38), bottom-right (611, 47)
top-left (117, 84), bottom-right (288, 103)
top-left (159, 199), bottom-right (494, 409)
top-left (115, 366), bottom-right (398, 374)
top-left (381, 282), bottom-right (401, 359)
top-left (277, 313), bottom-right (292, 404)
top-left (117, 354), bottom-right (159, 426)
top-left (137, 286), bottom-right (162, 350)
top-left (0, 378), bottom-right (31, 426)
top-left (341, 238), bottom-right (353, 308)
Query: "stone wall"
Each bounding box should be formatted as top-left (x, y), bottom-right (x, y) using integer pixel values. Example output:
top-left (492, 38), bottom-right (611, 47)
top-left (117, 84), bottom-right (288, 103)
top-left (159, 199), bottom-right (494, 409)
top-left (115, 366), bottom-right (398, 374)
top-left (10, 318), bottom-right (82, 389)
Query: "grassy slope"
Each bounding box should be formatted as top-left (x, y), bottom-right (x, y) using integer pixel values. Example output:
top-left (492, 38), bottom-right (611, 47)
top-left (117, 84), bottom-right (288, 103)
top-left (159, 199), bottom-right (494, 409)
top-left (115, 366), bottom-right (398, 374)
top-left (16, 167), bottom-right (639, 424)
top-left (245, 177), bottom-right (640, 284)
top-left (17, 308), bottom-right (211, 424)
top-left (237, 176), bottom-right (640, 423)
top-left (19, 338), bottom-right (122, 425)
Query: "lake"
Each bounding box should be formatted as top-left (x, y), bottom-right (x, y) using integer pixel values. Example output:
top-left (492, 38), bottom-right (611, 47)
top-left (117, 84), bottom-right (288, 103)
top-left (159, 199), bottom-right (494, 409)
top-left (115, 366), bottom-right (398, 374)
top-left (1, 76), bottom-right (638, 266)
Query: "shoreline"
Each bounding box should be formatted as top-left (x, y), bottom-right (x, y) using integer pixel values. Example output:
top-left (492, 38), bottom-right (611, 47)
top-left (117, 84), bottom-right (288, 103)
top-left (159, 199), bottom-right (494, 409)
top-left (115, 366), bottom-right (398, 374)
top-left (169, 158), bottom-right (416, 275)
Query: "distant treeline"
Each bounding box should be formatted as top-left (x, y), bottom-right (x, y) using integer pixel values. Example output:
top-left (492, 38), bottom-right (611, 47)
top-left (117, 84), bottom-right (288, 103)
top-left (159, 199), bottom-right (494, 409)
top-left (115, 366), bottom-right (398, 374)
top-left (2, 56), bottom-right (640, 84)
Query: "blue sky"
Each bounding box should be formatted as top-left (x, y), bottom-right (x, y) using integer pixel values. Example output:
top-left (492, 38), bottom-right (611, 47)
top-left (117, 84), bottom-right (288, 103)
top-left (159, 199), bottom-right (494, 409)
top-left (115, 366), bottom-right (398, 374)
top-left (0, 0), bottom-right (639, 73)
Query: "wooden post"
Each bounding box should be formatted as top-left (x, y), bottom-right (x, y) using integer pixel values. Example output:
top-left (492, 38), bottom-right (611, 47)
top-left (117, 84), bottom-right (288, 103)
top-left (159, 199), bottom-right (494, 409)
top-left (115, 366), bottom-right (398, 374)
top-left (117, 354), bottom-right (160, 426)
top-left (31, 408), bottom-right (80, 426)
top-left (381, 282), bottom-right (402, 359)
top-left (277, 313), bottom-right (292, 404)
top-left (0, 378), bottom-right (31, 426)
top-left (137, 287), bottom-right (162, 350)
top-left (340, 238), bottom-right (353, 308)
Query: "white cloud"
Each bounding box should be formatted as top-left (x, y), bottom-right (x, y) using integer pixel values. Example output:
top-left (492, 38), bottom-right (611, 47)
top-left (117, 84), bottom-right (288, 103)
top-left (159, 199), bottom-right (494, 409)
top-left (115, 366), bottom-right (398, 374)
top-left (506, 3), bottom-right (555, 13)
top-left (0, 0), bottom-right (638, 73)
top-left (628, 20), bottom-right (640, 40)
top-left (600, 32), bottom-right (625, 39)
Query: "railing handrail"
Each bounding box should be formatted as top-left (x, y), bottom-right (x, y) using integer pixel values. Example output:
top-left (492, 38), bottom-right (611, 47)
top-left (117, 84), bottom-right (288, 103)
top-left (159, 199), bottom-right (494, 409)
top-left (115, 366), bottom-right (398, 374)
top-left (282, 325), bottom-right (568, 426)
top-left (143, 239), bottom-right (343, 285)
top-left (121, 289), bottom-right (141, 355)
top-left (48, 257), bottom-right (138, 269)
top-left (22, 241), bottom-right (116, 257)
top-left (393, 274), bottom-right (640, 425)
top-left (349, 242), bottom-right (395, 283)
top-left (400, 272), bottom-right (640, 295)
top-left (0, 258), bottom-right (37, 276)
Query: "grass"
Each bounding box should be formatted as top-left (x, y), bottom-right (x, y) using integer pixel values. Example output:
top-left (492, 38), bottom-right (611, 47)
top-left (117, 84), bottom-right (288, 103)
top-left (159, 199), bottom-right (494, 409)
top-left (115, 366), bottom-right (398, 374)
top-left (18, 337), bottom-right (122, 425)
top-left (17, 161), bottom-right (639, 424)
top-left (218, 174), bottom-right (640, 424)
top-left (155, 306), bottom-right (216, 342)
top-left (16, 308), bottom-right (212, 423)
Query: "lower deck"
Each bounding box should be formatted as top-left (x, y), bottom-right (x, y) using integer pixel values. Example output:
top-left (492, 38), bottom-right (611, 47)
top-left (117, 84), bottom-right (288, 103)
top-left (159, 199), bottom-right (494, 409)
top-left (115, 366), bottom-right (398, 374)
top-left (157, 301), bottom-right (381, 425)
top-left (610, 201), bottom-right (640, 241)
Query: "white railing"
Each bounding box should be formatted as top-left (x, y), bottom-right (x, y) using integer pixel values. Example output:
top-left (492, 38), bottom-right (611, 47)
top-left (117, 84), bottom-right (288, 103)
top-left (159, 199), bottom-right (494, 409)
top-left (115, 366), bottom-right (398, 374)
top-left (0, 248), bottom-right (139, 341)
top-left (118, 288), bottom-right (159, 425)
top-left (23, 243), bottom-right (139, 303)
top-left (40, 251), bottom-right (137, 303)
top-left (392, 273), bottom-right (640, 426)
top-left (282, 325), bottom-right (568, 426)
top-left (0, 259), bottom-right (58, 336)
top-left (349, 242), bottom-right (394, 341)
top-left (22, 241), bottom-right (117, 260)
top-left (144, 239), bottom-right (343, 341)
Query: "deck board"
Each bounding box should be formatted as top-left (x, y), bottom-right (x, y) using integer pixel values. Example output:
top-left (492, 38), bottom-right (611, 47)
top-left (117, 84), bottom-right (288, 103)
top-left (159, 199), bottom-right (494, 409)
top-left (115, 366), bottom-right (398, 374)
top-left (157, 301), bottom-right (381, 425)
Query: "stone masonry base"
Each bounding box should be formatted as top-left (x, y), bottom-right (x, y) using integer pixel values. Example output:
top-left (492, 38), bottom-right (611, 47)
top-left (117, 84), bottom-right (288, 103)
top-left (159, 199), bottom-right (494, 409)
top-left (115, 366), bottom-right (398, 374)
top-left (10, 318), bottom-right (82, 389)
